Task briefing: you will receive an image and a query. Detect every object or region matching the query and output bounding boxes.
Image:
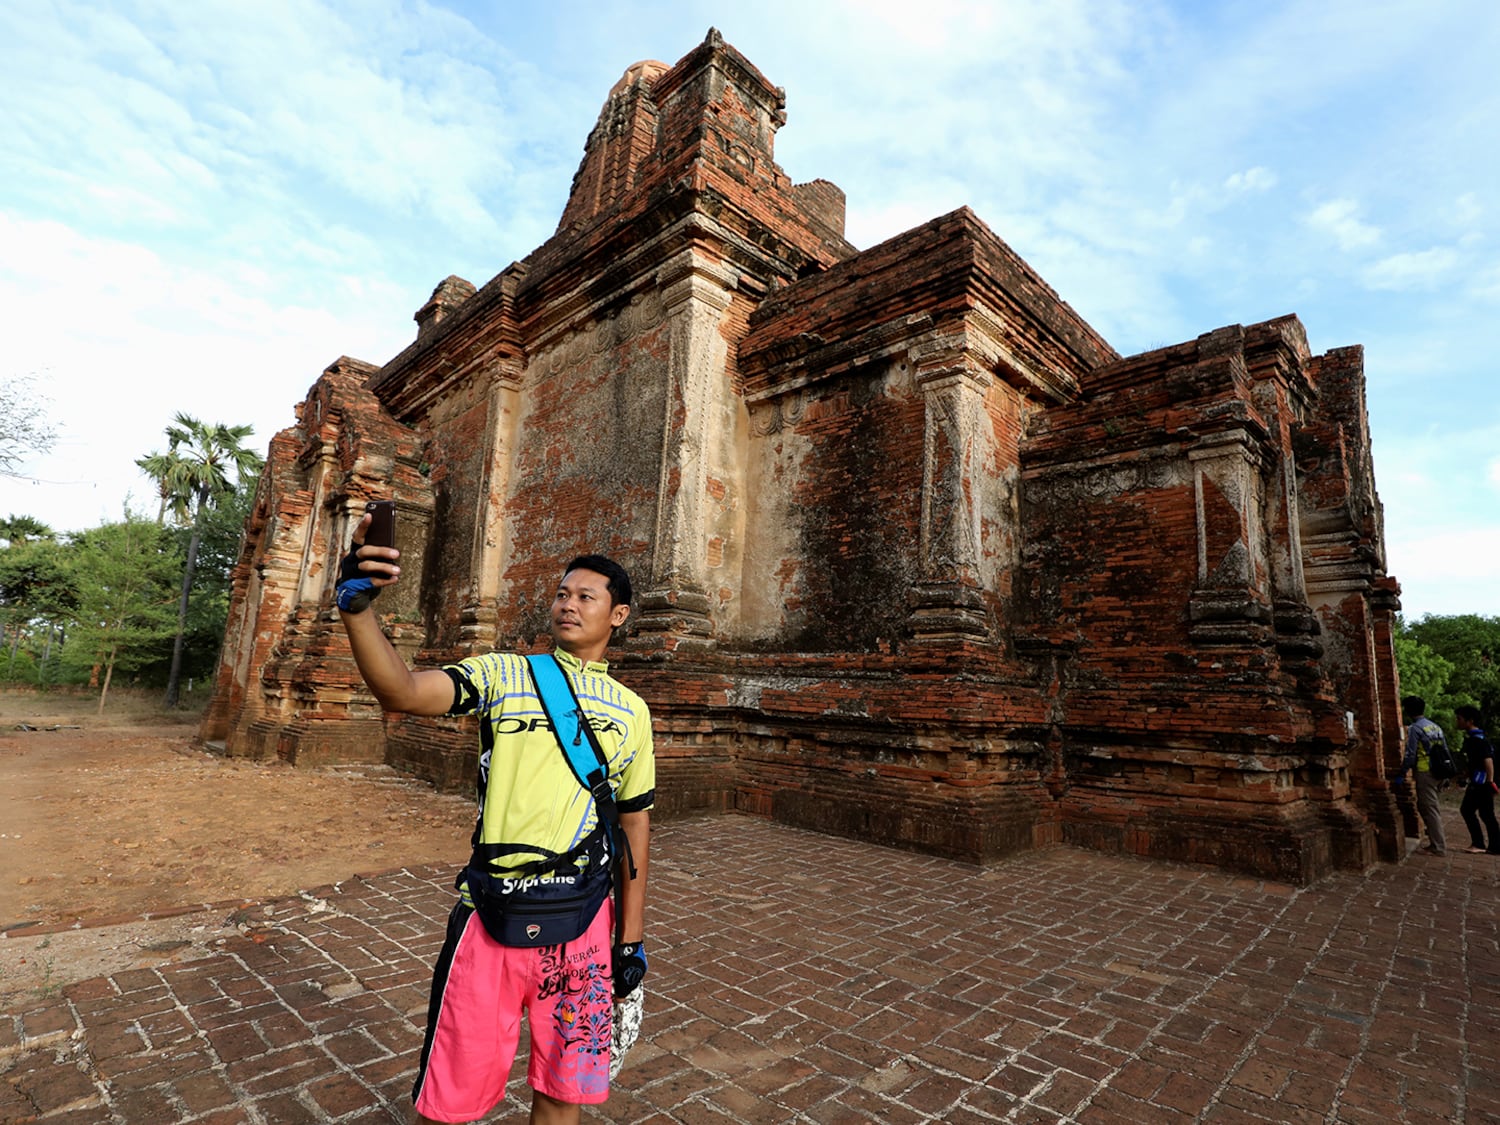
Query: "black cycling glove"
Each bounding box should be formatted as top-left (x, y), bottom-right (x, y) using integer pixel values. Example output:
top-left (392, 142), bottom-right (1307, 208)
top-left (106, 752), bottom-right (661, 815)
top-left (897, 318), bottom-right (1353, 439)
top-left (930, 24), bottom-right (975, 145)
top-left (335, 548), bottom-right (379, 613)
top-left (612, 940), bottom-right (647, 998)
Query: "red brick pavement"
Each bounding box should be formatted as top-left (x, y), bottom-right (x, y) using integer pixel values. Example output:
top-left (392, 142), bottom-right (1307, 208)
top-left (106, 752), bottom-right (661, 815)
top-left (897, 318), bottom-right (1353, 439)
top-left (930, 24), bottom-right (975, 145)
top-left (2, 807), bottom-right (1497, 1123)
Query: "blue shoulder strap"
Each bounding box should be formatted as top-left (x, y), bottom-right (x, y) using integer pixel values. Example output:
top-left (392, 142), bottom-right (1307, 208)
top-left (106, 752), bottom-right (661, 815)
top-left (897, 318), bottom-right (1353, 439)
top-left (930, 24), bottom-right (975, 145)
top-left (525, 654), bottom-right (613, 813)
top-left (524, 653), bottom-right (637, 947)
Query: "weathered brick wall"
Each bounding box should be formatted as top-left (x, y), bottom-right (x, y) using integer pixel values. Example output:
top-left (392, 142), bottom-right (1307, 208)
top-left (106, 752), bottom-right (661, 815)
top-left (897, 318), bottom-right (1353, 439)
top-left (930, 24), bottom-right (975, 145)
top-left (498, 298), bottom-right (673, 636)
top-left (1298, 344), bottom-right (1409, 853)
top-left (740, 358), bottom-right (926, 650)
top-left (1012, 320), bottom-right (1397, 882)
top-left (201, 30), bottom-right (1405, 884)
top-left (199, 357), bottom-right (431, 767)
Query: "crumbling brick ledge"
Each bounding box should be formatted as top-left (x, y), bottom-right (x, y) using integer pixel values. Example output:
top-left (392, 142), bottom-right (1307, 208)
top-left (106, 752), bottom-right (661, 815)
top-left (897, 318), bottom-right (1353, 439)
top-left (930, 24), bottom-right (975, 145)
top-left (1, 899), bottom-right (263, 942)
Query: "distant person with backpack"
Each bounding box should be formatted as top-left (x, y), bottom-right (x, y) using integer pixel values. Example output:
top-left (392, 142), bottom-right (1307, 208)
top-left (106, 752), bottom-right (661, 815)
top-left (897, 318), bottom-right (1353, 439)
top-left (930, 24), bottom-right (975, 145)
top-left (336, 511), bottom-right (654, 1125)
top-left (1456, 705), bottom-right (1499, 855)
top-left (1396, 695), bottom-right (1453, 856)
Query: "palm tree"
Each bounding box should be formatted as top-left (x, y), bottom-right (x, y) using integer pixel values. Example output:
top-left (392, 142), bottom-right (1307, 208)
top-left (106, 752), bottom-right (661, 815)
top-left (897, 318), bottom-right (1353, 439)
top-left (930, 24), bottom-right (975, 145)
top-left (136, 414), bottom-right (262, 708)
top-left (135, 447), bottom-right (191, 525)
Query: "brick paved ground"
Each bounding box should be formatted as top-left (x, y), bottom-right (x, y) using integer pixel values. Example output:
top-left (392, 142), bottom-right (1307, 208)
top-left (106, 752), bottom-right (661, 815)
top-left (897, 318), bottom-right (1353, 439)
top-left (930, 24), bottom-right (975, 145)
top-left (3, 806), bottom-right (1497, 1124)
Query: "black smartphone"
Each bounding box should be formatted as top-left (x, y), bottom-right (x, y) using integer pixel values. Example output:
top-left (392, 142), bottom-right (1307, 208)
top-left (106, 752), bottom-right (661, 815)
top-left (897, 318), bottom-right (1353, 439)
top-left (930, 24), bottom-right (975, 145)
top-left (365, 500), bottom-right (396, 548)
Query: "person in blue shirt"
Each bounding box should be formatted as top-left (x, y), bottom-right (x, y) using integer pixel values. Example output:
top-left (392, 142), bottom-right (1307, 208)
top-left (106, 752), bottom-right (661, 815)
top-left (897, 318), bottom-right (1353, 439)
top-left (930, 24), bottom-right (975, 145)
top-left (1456, 705), bottom-right (1499, 855)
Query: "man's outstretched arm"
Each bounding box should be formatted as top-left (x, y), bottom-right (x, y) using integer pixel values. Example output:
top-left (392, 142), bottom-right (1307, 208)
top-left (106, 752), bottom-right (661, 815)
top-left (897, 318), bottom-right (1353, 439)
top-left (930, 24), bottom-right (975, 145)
top-left (336, 514), bottom-right (453, 717)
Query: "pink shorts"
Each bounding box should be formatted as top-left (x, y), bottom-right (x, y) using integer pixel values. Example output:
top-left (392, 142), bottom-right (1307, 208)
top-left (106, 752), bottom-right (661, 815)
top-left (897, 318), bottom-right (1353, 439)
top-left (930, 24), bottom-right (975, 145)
top-left (412, 899), bottom-right (613, 1120)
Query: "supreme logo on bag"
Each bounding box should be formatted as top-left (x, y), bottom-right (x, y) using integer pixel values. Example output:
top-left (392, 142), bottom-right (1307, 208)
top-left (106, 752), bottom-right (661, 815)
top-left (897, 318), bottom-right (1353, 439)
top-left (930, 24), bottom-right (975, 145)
top-left (466, 858), bottom-right (612, 948)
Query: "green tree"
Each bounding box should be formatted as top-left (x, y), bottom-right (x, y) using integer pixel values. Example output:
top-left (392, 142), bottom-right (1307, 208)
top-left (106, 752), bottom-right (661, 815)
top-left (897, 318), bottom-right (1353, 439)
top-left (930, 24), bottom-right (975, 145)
top-left (60, 517), bottom-right (180, 711)
top-left (1393, 629), bottom-right (1455, 711)
top-left (0, 534), bottom-right (72, 683)
top-left (136, 415), bottom-right (262, 708)
top-left (136, 467), bottom-right (259, 693)
top-left (1405, 615), bottom-right (1500, 718)
top-left (0, 375), bottom-right (56, 477)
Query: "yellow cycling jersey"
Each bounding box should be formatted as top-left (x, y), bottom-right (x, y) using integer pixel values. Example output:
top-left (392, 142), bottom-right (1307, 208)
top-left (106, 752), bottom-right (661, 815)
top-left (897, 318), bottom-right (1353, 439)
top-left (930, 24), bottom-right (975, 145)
top-left (444, 648), bottom-right (655, 877)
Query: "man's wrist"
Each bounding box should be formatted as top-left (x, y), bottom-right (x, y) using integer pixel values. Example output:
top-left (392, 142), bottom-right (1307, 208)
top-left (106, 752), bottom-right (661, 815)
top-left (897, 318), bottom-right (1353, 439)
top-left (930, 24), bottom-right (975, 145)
top-left (336, 546), bottom-right (379, 613)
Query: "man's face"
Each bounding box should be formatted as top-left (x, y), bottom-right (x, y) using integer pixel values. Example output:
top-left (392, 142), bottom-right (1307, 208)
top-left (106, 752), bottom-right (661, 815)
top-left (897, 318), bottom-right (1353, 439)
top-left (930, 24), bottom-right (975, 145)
top-left (550, 567), bottom-right (629, 654)
top-left (1456, 713), bottom-right (1474, 731)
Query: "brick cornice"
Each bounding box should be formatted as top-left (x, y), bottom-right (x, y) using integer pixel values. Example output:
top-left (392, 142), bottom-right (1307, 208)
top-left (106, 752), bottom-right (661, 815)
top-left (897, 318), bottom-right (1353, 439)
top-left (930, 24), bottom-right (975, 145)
top-left (741, 209), bottom-right (1112, 404)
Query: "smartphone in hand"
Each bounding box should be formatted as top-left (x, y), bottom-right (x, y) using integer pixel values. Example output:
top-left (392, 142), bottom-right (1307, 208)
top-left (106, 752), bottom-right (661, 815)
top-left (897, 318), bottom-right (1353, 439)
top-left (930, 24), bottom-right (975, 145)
top-left (365, 500), bottom-right (396, 548)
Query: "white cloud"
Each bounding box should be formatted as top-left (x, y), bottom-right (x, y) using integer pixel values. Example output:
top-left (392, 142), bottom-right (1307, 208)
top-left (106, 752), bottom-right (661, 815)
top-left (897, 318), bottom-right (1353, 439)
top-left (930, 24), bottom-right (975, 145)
top-left (1468, 264), bottom-right (1500, 303)
top-left (0, 0), bottom-right (1498, 620)
top-left (0, 1), bottom-right (570, 269)
top-left (1379, 452), bottom-right (1500, 618)
top-left (1361, 247), bottom-right (1460, 291)
top-left (1387, 524), bottom-right (1500, 619)
top-left (0, 212), bottom-right (415, 534)
top-left (1224, 166), bottom-right (1277, 194)
top-left (767, 0), bottom-right (1156, 211)
top-left (1305, 199), bottom-right (1381, 250)
top-left (845, 197), bottom-right (965, 252)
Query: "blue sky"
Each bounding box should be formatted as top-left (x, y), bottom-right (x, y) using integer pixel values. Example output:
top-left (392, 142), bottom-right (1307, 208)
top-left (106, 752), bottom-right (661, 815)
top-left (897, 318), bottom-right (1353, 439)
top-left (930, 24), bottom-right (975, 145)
top-left (1, 0), bottom-right (1496, 620)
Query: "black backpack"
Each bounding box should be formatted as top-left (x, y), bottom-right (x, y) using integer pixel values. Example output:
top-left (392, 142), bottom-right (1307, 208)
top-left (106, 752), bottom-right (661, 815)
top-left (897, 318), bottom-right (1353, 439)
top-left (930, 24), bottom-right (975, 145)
top-left (1427, 733), bottom-right (1459, 781)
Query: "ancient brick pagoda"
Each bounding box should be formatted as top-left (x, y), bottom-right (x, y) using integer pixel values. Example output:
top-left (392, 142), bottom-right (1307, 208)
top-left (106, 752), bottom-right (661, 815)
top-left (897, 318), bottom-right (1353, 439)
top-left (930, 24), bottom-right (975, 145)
top-left (201, 29), bottom-right (1409, 884)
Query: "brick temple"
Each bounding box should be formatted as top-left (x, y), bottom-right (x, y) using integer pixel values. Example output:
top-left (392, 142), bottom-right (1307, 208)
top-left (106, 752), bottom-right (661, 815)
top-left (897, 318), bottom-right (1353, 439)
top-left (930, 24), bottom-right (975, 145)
top-left (200, 30), bottom-right (1409, 885)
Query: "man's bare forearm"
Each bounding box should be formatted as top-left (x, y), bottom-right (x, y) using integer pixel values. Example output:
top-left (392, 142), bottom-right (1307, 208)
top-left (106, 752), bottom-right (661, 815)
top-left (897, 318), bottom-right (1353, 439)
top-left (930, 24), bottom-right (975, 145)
top-left (617, 810), bottom-right (650, 943)
top-left (339, 608), bottom-right (452, 715)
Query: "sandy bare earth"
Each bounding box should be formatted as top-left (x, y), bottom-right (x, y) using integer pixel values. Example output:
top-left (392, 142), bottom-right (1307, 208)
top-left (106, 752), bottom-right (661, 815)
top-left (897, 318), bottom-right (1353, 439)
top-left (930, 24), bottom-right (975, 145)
top-left (0, 700), bottom-right (475, 1008)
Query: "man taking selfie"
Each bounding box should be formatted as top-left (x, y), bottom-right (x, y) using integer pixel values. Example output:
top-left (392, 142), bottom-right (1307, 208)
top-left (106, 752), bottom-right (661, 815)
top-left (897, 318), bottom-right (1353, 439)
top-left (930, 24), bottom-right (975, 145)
top-left (336, 509), bottom-right (653, 1124)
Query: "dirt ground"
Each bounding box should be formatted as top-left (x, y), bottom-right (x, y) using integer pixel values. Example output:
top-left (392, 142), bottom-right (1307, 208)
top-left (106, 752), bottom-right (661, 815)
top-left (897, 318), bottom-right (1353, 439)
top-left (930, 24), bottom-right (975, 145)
top-left (0, 689), bottom-right (475, 1007)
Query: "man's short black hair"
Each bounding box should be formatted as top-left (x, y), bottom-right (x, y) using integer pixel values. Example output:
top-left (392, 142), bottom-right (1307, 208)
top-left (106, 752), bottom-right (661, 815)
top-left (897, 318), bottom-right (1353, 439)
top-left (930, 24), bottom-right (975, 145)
top-left (1457, 704), bottom-right (1482, 724)
top-left (1402, 695), bottom-right (1426, 719)
top-left (563, 554), bottom-right (633, 608)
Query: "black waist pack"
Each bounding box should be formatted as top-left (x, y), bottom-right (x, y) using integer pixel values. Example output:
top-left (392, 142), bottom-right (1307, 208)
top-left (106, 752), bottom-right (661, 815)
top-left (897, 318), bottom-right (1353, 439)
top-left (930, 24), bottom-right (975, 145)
top-left (463, 851), bottom-right (611, 948)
